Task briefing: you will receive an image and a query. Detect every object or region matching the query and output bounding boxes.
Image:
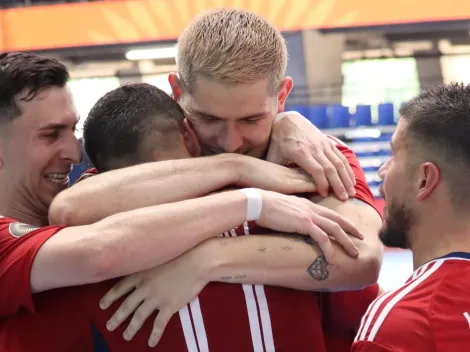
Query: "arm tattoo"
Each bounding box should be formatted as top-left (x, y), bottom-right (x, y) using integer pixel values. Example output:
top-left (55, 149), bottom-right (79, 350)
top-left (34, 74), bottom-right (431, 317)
top-left (279, 233), bottom-right (329, 281)
top-left (306, 255), bottom-right (329, 281)
top-left (219, 274), bottom-right (247, 282)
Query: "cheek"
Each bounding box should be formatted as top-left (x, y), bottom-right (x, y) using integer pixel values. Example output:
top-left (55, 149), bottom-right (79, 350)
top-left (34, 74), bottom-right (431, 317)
top-left (239, 122), bottom-right (271, 143)
top-left (191, 122), bottom-right (220, 144)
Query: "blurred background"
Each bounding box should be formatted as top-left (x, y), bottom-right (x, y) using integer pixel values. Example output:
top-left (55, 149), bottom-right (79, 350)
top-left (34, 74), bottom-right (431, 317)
top-left (3, 0), bottom-right (469, 290)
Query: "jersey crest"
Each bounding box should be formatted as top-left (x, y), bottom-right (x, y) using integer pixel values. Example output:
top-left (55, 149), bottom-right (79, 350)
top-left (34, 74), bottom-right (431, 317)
top-left (8, 222), bottom-right (40, 238)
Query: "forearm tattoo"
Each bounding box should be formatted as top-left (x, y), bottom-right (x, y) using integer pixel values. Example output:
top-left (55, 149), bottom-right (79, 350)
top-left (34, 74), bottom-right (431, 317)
top-left (281, 233), bottom-right (329, 281)
top-left (306, 255), bottom-right (329, 281)
top-left (219, 274), bottom-right (247, 282)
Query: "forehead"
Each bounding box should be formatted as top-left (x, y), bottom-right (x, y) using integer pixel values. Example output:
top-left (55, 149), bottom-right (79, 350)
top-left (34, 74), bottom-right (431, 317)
top-left (183, 76), bottom-right (275, 119)
top-left (391, 118), bottom-right (409, 149)
top-left (14, 85), bottom-right (79, 129)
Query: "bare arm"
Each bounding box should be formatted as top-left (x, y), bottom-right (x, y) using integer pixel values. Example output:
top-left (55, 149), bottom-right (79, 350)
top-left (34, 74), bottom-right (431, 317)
top-left (49, 154), bottom-right (316, 226)
top-left (34, 190), bottom-right (360, 294)
top-left (98, 197), bottom-right (383, 343)
top-left (205, 197), bottom-right (383, 290)
top-left (33, 191), bottom-right (247, 293)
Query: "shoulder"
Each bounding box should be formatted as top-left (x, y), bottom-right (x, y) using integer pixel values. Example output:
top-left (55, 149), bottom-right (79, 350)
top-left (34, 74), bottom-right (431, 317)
top-left (0, 216), bottom-right (41, 240)
top-left (0, 216), bottom-right (66, 264)
top-left (0, 216), bottom-right (63, 243)
top-left (429, 258), bottom-right (470, 350)
top-left (354, 260), bottom-right (446, 349)
top-left (0, 219), bottom-right (65, 317)
top-left (326, 135), bottom-right (378, 210)
top-left (326, 135), bottom-right (357, 162)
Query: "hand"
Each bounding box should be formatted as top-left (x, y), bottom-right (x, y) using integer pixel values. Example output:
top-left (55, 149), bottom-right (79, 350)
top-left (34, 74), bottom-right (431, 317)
top-left (266, 111), bottom-right (356, 201)
top-left (257, 190), bottom-right (363, 263)
top-left (234, 155), bottom-right (316, 194)
top-left (99, 246), bottom-right (210, 348)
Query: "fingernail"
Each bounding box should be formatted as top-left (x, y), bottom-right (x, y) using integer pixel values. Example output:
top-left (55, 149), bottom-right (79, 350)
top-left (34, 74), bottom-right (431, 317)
top-left (106, 321), bottom-right (114, 331)
top-left (149, 339), bottom-right (157, 348)
top-left (341, 192), bottom-right (348, 200)
top-left (348, 188), bottom-right (356, 196)
top-left (123, 331), bottom-right (131, 341)
top-left (99, 301), bottom-right (107, 310)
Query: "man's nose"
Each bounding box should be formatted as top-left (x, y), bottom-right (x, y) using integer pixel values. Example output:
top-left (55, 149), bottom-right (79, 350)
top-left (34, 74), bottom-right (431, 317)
top-left (220, 124), bottom-right (243, 153)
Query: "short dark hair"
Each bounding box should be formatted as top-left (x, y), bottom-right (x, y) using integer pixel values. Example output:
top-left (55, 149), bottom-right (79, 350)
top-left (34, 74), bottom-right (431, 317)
top-left (400, 82), bottom-right (470, 209)
top-left (0, 52), bottom-right (69, 125)
top-left (84, 83), bottom-right (185, 172)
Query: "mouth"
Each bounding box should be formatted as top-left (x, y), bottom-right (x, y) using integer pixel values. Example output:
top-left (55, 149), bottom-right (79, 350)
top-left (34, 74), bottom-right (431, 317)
top-left (44, 173), bottom-right (70, 186)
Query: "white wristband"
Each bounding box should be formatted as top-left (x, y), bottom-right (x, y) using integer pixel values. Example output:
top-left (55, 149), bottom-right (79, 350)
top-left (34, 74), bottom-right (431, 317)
top-left (239, 188), bottom-right (263, 221)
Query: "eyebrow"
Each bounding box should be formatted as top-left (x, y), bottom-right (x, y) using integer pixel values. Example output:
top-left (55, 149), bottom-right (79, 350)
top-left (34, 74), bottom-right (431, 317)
top-left (193, 110), bottom-right (265, 120)
top-left (38, 119), bottom-right (79, 131)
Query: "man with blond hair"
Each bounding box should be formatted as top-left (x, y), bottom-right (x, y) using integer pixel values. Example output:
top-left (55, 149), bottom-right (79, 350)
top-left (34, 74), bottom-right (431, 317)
top-left (49, 9), bottom-right (383, 351)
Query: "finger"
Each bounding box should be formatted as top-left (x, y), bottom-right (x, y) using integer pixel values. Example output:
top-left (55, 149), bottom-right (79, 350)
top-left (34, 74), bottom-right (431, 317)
top-left (306, 222), bottom-right (335, 264)
top-left (325, 148), bottom-right (355, 198)
top-left (314, 216), bottom-right (359, 258)
top-left (310, 150), bottom-right (348, 201)
top-left (291, 151), bottom-right (329, 197)
top-left (100, 276), bottom-right (139, 310)
top-left (148, 309), bottom-right (174, 348)
top-left (331, 144), bottom-right (357, 189)
top-left (123, 300), bottom-right (158, 341)
top-left (106, 291), bottom-right (145, 332)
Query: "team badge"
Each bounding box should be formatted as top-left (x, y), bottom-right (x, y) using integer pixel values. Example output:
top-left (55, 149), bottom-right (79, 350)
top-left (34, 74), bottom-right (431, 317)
top-left (9, 222), bottom-right (40, 238)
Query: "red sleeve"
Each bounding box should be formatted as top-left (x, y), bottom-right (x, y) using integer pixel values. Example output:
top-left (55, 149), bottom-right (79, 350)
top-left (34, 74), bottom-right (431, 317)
top-left (351, 341), bottom-right (396, 352)
top-left (430, 266), bottom-right (470, 351)
top-left (75, 167), bottom-right (98, 183)
top-left (327, 136), bottom-right (380, 216)
top-left (0, 216), bottom-right (64, 318)
top-left (324, 284), bottom-right (380, 332)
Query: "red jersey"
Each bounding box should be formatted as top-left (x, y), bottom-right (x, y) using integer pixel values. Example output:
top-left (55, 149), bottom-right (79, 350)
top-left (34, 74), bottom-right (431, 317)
top-left (77, 137), bottom-right (379, 352)
top-left (352, 252), bottom-right (470, 352)
top-left (322, 284), bottom-right (380, 352)
top-left (0, 216), bottom-right (65, 318)
top-left (0, 139), bottom-right (379, 351)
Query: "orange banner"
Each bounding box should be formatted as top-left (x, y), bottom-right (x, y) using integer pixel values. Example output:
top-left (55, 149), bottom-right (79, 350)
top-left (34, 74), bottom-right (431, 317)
top-left (1, 0), bottom-right (470, 52)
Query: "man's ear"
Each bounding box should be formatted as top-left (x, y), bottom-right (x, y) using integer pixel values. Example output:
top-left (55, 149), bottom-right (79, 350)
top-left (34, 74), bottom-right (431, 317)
top-left (182, 119), bottom-right (200, 157)
top-left (415, 162), bottom-right (440, 202)
top-left (169, 73), bottom-right (183, 102)
top-left (277, 77), bottom-right (293, 113)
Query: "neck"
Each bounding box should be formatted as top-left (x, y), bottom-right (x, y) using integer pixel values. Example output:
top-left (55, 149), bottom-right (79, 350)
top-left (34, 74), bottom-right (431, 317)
top-left (411, 212), bottom-right (470, 270)
top-left (0, 185), bottom-right (48, 226)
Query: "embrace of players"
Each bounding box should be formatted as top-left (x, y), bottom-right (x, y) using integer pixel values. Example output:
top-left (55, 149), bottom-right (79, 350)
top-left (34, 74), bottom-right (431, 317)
top-left (0, 7), bottom-right (469, 352)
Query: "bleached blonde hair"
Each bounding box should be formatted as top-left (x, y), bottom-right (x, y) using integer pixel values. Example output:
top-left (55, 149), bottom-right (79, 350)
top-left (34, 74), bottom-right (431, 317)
top-left (176, 8), bottom-right (287, 95)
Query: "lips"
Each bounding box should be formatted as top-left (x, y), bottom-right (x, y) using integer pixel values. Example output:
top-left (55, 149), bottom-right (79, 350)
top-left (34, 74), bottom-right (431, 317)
top-left (44, 173), bottom-right (70, 185)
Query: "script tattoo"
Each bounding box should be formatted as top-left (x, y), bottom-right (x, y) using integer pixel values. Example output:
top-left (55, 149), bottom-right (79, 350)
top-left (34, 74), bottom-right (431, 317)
top-left (257, 247), bottom-right (267, 253)
top-left (219, 274), bottom-right (247, 282)
top-left (307, 255), bottom-right (329, 281)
